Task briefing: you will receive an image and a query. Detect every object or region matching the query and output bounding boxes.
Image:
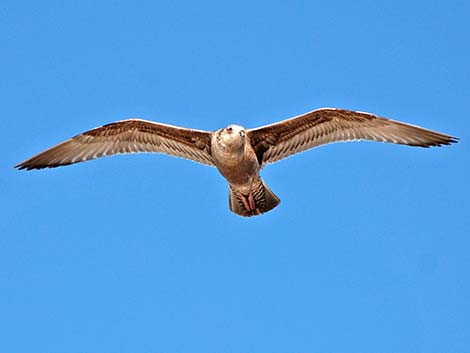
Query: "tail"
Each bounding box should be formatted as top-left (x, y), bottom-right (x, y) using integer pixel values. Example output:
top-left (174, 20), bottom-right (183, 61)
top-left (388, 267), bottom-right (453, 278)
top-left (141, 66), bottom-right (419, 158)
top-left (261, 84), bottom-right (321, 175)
top-left (228, 178), bottom-right (281, 217)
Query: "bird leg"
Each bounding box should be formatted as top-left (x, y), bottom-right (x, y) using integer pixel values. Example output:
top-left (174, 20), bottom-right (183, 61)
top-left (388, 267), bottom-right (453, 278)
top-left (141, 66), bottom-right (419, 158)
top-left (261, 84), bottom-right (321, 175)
top-left (240, 194), bottom-right (253, 211)
top-left (239, 191), bottom-right (257, 213)
top-left (248, 192), bottom-right (256, 210)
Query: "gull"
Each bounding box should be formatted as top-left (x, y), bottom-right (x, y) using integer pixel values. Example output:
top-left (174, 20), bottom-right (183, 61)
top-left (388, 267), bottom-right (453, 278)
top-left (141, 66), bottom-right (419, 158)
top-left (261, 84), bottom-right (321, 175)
top-left (16, 108), bottom-right (458, 217)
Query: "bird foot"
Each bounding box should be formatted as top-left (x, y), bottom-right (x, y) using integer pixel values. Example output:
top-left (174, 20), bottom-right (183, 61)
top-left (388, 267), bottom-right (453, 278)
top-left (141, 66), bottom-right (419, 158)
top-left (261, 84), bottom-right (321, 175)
top-left (240, 192), bottom-right (257, 212)
top-left (240, 195), bottom-right (252, 211)
top-left (248, 192), bottom-right (256, 210)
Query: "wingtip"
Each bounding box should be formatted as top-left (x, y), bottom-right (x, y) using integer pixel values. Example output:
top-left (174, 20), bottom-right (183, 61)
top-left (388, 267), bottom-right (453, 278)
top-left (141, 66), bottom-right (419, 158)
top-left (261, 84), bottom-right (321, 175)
top-left (422, 134), bottom-right (459, 148)
top-left (16, 163), bottom-right (65, 171)
top-left (437, 135), bottom-right (459, 147)
top-left (15, 163), bottom-right (34, 171)
top-left (15, 161), bottom-right (55, 171)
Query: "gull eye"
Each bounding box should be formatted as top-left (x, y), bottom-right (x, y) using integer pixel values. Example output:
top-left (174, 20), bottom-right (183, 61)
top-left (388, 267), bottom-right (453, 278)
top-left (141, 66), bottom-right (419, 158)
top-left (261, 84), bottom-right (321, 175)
top-left (227, 127), bottom-right (233, 132)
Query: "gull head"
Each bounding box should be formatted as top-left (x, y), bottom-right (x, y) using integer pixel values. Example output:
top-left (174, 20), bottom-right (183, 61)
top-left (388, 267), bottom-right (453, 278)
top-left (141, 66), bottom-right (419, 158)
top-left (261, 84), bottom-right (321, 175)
top-left (217, 124), bottom-right (246, 150)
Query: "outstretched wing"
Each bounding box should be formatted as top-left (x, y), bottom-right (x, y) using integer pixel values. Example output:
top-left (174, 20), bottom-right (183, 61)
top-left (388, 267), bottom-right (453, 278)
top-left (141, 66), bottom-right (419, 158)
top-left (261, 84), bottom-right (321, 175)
top-left (16, 119), bottom-right (214, 170)
top-left (248, 108), bottom-right (458, 165)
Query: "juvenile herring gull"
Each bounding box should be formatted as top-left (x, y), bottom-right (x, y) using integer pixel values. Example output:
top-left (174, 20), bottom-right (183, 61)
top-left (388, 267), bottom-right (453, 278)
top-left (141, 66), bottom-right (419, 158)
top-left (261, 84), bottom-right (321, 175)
top-left (16, 108), bottom-right (458, 217)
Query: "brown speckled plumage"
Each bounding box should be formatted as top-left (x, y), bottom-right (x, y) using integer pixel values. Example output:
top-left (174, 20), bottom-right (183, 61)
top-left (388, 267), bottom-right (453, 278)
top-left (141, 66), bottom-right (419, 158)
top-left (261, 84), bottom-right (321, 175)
top-left (16, 108), bottom-right (458, 216)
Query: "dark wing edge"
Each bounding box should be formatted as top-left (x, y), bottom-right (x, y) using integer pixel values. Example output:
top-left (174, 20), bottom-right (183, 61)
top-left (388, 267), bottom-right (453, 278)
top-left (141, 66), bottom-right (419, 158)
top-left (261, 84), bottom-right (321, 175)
top-left (247, 108), bottom-right (459, 165)
top-left (16, 119), bottom-right (214, 170)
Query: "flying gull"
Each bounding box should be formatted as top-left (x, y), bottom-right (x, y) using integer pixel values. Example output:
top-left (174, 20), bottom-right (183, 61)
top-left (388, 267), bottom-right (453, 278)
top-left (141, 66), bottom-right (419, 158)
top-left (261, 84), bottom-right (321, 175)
top-left (16, 108), bottom-right (458, 217)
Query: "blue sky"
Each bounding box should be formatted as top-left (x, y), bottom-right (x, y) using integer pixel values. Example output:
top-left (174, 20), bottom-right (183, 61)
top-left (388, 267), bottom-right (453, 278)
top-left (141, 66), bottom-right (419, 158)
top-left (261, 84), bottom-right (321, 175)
top-left (1, 0), bottom-right (469, 352)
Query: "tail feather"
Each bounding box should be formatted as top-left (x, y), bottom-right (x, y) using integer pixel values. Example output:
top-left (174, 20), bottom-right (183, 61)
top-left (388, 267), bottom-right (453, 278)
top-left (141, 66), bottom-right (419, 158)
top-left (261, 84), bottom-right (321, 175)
top-left (229, 178), bottom-right (280, 217)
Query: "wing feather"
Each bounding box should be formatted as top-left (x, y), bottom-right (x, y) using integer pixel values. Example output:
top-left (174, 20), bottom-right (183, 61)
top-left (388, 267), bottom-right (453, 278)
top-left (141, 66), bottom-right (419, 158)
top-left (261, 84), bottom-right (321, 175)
top-left (16, 119), bottom-right (214, 170)
top-left (248, 108), bottom-right (458, 165)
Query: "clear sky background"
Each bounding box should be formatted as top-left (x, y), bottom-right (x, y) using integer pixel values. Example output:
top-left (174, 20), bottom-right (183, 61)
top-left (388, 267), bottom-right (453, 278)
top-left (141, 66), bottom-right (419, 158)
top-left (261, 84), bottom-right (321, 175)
top-left (1, 1), bottom-right (469, 352)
